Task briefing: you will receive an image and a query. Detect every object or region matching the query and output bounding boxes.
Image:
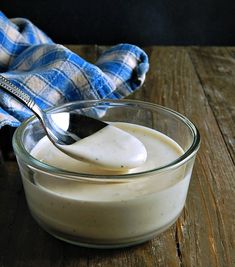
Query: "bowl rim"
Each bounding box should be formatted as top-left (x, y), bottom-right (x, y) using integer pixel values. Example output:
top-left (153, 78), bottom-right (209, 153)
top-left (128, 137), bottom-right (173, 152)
top-left (13, 99), bottom-right (200, 180)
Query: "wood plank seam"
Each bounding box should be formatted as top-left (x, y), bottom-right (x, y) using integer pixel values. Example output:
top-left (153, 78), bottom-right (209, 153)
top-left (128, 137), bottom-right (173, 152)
top-left (188, 49), bottom-right (235, 166)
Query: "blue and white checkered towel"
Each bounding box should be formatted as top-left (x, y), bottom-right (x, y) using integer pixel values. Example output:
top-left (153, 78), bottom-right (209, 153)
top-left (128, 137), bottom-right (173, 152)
top-left (0, 11), bottom-right (149, 128)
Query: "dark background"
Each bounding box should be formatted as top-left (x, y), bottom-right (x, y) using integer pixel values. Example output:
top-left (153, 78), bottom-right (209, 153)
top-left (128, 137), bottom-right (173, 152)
top-left (1, 0), bottom-right (235, 45)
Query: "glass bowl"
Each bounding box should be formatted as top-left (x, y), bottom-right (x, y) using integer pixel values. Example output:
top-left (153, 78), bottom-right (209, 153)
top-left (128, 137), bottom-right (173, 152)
top-left (13, 99), bottom-right (200, 248)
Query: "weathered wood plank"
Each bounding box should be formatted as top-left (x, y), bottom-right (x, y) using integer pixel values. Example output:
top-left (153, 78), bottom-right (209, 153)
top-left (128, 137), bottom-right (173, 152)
top-left (132, 47), bottom-right (235, 267)
top-left (0, 162), bottom-right (23, 266)
top-left (65, 44), bottom-right (99, 63)
top-left (189, 47), bottom-right (235, 163)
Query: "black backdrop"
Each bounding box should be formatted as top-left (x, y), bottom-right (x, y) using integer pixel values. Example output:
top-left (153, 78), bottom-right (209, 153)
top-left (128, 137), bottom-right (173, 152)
top-left (1, 0), bottom-right (235, 45)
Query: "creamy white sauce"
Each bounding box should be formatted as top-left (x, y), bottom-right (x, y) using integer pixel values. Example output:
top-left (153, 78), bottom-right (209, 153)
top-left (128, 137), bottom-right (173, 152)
top-left (58, 125), bottom-right (147, 170)
top-left (51, 113), bottom-right (147, 169)
top-left (23, 123), bottom-right (192, 245)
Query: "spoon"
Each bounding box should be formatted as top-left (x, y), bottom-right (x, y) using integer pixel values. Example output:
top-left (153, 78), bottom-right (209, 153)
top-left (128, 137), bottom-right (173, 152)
top-left (0, 75), bottom-right (147, 169)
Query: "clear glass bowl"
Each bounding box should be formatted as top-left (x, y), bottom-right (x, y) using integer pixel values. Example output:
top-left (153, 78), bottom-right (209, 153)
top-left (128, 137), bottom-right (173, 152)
top-left (13, 100), bottom-right (200, 248)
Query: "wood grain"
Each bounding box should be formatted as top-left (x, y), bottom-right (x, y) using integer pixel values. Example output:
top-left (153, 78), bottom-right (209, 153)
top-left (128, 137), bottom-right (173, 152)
top-left (0, 46), bottom-right (234, 267)
top-left (133, 47), bottom-right (235, 267)
top-left (189, 47), bottom-right (235, 163)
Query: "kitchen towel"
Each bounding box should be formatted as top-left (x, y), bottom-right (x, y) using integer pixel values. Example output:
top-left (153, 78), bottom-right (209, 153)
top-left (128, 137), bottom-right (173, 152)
top-left (0, 11), bottom-right (149, 128)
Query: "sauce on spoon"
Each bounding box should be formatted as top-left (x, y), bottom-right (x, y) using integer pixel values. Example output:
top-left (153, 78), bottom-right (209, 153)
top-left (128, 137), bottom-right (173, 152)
top-left (58, 124), bottom-right (147, 170)
top-left (51, 113), bottom-right (147, 169)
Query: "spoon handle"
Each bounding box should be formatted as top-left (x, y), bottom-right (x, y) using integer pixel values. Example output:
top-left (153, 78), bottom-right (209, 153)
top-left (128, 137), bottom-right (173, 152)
top-left (0, 75), bottom-right (76, 144)
top-left (0, 75), bottom-right (45, 123)
top-left (0, 74), bottom-right (36, 109)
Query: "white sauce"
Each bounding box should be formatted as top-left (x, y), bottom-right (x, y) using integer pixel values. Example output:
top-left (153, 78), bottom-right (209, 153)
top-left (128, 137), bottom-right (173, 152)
top-left (58, 125), bottom-right (147, 170)
top-left (51, 113), bottom-right (147, 169)
top-left (23, 123), bottom-right (192, 245)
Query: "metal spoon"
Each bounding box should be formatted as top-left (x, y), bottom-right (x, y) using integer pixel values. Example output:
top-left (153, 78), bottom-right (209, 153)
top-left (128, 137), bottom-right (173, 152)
top-left (0, 75), bottom-right (147, 169)
top-left (0, 74), bottom-right (107, 145)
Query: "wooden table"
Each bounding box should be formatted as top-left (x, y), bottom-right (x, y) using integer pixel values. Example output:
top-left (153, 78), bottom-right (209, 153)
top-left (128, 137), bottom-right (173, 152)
top-left (0, 46), bottom-right (234, 267)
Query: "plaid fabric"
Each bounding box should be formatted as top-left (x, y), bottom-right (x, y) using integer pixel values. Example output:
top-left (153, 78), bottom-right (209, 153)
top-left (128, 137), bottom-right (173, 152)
top-left (0, 11), bottom-right (149, 128)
